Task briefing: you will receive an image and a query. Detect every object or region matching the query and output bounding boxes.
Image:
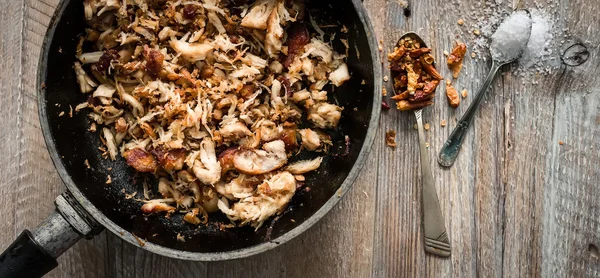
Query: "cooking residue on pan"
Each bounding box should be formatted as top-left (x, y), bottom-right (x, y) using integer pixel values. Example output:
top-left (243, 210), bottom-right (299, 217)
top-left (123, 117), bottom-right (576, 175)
top-left (74, 0), bottom-right (351, 230)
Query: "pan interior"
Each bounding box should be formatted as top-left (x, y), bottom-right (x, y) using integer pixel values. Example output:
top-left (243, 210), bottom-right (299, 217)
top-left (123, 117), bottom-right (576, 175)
top-left (41, 0), bottom-right (375, 253)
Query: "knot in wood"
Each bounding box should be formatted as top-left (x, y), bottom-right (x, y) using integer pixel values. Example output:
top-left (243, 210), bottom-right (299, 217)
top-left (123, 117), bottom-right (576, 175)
top-left (561, 44), bottom-right (589, 66)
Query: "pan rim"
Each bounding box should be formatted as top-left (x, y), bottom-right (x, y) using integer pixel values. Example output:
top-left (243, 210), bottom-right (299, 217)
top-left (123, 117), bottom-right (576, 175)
top-left (37, 0), bottom-right (382, 261)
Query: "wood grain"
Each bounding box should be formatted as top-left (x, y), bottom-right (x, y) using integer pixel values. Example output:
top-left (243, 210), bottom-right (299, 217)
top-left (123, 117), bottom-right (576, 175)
top-left (0, 0), bottom-right (25, 251)
top-left (1, 0), bottom-right (599, 277)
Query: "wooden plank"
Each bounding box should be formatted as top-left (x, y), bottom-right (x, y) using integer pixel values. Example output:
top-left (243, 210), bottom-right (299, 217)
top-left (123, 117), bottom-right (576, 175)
top-left (373, 0), bottom-right (506, 277)
top-left (106, 233), bottom-right (208, 278)
top-left (540, 0), bottom-right (600, 276)
top-left (5, 0), bottom-right (600, 277)
top-left (0, 0), bottom-right (25, 259)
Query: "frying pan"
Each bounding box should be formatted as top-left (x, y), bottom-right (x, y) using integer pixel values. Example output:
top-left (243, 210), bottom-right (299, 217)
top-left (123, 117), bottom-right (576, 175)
top-left (0, 0), bottom-right (381, 276)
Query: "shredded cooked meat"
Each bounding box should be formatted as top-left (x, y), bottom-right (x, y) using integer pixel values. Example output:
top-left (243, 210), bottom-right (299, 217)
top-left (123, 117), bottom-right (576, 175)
top-left (76, 0), bottom-right (349, 228)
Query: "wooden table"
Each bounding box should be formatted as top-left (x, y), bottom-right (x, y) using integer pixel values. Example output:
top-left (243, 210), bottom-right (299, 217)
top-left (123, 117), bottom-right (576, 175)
top-left (1, 0), bottom-right (599, 277)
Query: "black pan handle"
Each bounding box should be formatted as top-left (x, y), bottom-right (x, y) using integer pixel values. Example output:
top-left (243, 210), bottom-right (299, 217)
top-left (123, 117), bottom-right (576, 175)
top-left (0, 193), bottom-right (101, 277)
top-left (0, 230), bottom-right (59, 277)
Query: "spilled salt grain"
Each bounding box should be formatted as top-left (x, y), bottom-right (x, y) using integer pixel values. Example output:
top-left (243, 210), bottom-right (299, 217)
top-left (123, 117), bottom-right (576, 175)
top-left (490, 10), bottom-right (532, 63)
top-left (519, 9), bottom-right (554, 70)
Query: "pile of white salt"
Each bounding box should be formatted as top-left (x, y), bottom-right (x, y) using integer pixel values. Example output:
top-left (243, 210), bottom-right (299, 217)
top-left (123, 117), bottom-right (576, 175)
top-left (490, 10), bottom-right (533, 63)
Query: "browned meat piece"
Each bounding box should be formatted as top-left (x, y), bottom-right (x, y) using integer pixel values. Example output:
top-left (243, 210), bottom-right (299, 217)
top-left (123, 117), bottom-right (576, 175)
top-left (124, 148), bottom-right (158, 173)
top-left (141, 201), bottom-right (175, 213)
top-left (280, 126), bottom-right (299, 150)
top-left (115, 117), bottom-right (128, 133)
top-left (282, 23), bottom-right (310, 68)
top-left (94, 49), bottom-right (120, 72)
top-left (150, 147), bottom-right (187, 172)
top-left (218, 147), bottom-right (238, 174)
top-left (238, 84), bottom-right (256, 99)
top-left (276, 75), bottom-right (293, 97)
top-left (143, 45), bottom-right (165, 78)
top-left (182, 5), bottom-right (198, 20)
top-left (233, 140), bottom-right (287, 175)
top-left (200, 64), bottom-right (214, 79)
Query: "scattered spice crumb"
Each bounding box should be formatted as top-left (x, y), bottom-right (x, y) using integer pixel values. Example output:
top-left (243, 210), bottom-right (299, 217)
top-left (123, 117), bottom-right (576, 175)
top-left (413, 124), bottom-right (418, 130)
top-left (132, 233), bottom-right (145, 247)
top-left (445, 79), bottom-right (460, 108)
top-left (382, 88), bottom-right (387, 96)
top-left (385, 130), bottom-right (397, 148)
top-left (41, 83), bottom-right (46, 89)
top-left (69, 105), bottom-right (73, 117)
top-left (58, 111), bottom-right (65, 117)
top-left (290, 219), bottom-right (296, 223)
top-left (473, 29), bottom-right (481, 36)
top-left (106, 175), bottom-right (112, 184)
top-left (124, 191), bottom-right (137, 199)
top-left (294, 175), bottom-right (305, 181)
top-left (441, 120), bottom-right (447, 127)
top-left (424, 123), bottom-right (430, 131)
top-left (361, 79), bottom-right (366, 85)
top-left (443, 50), bottom-right (449, 57)
top-left (383, 75), bottom-right (389, 82)
top-left (382, 100), bottom-right (390, 110)
top-left (425, 142), bottom-right (430, 148)
top-left (353, 107), bottom-right (358, 111)
top-left (176, 233), bottom-right (185, 242)
top-left (461, 89), bottom-right (468, 98)
top-left (457, 19), bottom-right (465, 25)
top-left (341, 25), bottom-right (348, 33)
top-left (378, 40), bottom-right (383, 52)
top-left (58, 47), bottom-right (62, 53)
top-left (471, 52), bottom-right (477, 58)
top-left (107, 167), bottom-right (113, 171)
top-left (558, 140), bottom-right (564, 145)
top-left (84, 159), bottom-right (91, 169)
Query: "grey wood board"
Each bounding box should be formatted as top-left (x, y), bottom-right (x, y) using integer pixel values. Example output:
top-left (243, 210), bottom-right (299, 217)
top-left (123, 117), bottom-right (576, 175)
top-left (0, 0), bottom-right (597, 277)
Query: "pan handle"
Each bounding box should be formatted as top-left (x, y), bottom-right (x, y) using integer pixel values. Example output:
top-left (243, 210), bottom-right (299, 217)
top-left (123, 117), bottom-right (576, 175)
top-left (0, 193), bottom-right (101, 277)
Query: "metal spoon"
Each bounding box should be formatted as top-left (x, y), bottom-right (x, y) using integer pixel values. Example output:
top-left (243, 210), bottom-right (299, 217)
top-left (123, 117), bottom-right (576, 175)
top-left (438, 10), bottom-right (532, 167)
top-left (392, 32), bottom-right (450, 257)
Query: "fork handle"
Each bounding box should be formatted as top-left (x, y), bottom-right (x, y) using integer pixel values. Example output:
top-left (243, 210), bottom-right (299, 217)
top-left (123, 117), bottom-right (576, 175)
top-left (414, 109), bottom-right (451, 257)
top-left (438, 62), bottom-right (501, 167)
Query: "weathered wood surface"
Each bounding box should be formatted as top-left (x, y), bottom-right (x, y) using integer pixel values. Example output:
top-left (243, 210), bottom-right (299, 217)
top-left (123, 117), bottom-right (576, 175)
top-left (0, 0), bottom-right (598, 277)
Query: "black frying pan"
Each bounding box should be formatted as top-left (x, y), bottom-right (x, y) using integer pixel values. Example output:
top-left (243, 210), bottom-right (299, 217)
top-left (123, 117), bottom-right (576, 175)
top-left (0, 0), bottom-right (381, 276)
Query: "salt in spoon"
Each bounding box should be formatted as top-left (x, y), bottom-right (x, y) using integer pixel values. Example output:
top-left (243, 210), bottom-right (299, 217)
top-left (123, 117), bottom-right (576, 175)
top-left (438, 10), bottom-right (532, 167)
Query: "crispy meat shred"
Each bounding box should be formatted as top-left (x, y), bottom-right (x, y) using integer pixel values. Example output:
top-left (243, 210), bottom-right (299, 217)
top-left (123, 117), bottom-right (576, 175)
top-left (76, 0), bottom-right (349, 229)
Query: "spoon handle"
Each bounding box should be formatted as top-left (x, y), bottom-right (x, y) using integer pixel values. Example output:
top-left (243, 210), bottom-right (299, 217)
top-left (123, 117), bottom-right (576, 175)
top-left (437, 62), bottom-right (502, 167)
top-left (414, 109), bottom-right (450, 257)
